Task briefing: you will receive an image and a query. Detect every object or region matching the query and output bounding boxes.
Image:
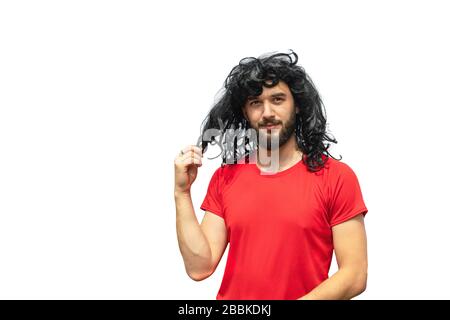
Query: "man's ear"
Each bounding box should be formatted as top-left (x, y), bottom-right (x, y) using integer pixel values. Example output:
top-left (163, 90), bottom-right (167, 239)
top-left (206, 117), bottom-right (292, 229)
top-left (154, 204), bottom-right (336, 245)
top-left (295, 106), bottom-right (300, 114)
top-left (242, 107), bottom-right (248, 121)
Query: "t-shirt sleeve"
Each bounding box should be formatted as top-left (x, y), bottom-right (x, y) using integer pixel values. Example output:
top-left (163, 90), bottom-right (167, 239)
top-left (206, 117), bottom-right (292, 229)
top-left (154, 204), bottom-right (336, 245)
top-left (327, 162), bottom-right (368, 227)
top-left (200, 167), bottom-right (224, 219)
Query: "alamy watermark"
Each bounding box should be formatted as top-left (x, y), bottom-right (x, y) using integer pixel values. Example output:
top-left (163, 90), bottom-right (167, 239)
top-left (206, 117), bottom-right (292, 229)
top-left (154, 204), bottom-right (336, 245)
top-left (197, 119), bottom-right (282, 175)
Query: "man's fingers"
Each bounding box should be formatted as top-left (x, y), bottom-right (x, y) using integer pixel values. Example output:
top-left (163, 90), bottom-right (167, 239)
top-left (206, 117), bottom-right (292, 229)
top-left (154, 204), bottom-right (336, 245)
top-left (180, 145), bottom-right (203, 158)
top-left (180, 151), bottom-right (201, 161)
top-left (182, 157), bottom-right (202, 166)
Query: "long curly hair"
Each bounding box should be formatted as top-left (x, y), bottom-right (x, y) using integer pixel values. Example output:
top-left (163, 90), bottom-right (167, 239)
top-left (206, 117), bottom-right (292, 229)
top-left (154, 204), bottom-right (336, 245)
top-left (197, 50), bottom-right (341, 172)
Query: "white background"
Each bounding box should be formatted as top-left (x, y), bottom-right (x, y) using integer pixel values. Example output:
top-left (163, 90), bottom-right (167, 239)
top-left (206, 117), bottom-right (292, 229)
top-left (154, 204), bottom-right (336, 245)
top-left (1, 0), bottom-right (449, 299)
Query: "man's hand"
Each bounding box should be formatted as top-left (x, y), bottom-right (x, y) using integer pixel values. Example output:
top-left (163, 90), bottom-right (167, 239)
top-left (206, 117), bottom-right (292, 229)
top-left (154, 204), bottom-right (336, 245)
top-left (174, 145), bottom-right (203, 194)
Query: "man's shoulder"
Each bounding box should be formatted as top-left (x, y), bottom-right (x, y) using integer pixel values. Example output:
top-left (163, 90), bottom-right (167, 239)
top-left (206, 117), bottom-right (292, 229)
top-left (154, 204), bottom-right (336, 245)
top-left (322, 156), bottom-right (359, 180)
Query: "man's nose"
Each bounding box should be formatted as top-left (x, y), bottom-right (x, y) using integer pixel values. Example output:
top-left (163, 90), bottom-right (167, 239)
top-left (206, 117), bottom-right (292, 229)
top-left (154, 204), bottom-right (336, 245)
top-left (262, 101), bottom-right (275, 118)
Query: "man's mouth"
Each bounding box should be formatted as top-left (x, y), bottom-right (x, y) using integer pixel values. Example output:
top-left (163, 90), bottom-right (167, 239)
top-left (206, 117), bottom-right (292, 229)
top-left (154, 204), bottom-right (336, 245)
top-left (261, 124), bottom-right (281, 129)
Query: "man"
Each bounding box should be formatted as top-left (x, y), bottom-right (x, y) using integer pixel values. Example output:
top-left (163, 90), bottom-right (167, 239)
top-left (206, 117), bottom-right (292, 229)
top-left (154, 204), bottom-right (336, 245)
top-left (174, 50), bottom-right (368, 300)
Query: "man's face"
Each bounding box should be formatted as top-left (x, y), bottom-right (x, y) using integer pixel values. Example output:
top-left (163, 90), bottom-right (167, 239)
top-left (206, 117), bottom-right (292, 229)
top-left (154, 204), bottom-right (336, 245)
top-left (242, 81), bottom-right (299, 150)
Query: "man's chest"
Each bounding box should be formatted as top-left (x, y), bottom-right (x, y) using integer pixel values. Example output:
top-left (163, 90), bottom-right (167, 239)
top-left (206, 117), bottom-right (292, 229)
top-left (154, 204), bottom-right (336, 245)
top-left (221, 176), bottom-right (329, 234)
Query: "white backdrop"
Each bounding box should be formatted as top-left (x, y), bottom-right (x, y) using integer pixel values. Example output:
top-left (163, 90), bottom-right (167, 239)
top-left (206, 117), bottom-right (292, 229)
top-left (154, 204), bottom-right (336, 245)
top-left (1, 0), bottom-right (449, 299)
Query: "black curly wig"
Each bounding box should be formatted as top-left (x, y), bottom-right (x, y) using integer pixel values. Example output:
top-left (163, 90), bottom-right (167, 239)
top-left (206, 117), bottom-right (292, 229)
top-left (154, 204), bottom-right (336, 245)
top-left (197, 49), bottom-right (341, 172)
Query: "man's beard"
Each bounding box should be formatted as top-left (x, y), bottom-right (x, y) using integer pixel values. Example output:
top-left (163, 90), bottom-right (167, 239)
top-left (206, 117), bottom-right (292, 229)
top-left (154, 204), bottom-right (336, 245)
top-left (256, 110), bottom-right (296, 151)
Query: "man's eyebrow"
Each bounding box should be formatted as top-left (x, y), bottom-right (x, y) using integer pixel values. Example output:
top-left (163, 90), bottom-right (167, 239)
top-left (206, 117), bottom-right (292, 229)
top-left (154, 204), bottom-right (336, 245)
top-left (271, 92), bottom-right (287, 98)
top-left (246, 92), bottom-right (287, 101)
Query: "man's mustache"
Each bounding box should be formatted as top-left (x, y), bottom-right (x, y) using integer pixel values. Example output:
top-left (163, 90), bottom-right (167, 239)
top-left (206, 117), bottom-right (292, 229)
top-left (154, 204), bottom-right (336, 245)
top-left (259, 121), bottom-right (282, 127)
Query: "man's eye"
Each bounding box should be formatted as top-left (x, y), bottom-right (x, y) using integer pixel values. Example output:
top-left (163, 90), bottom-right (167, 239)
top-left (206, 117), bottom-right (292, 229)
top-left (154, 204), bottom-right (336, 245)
top-left (274, 97), bottom-right (283, 102)
top-left (250, 101), bottom-right (260, 106)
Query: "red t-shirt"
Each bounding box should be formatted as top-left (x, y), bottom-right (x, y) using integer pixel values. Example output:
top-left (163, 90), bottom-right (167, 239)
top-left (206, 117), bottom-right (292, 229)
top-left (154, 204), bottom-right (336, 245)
top-left (200, 154), bottom-right (368, 300)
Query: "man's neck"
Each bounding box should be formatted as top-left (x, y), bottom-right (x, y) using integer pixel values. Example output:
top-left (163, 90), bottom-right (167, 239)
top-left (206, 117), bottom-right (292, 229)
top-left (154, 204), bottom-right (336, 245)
top-left (256, 134), bottom-right (303, 172)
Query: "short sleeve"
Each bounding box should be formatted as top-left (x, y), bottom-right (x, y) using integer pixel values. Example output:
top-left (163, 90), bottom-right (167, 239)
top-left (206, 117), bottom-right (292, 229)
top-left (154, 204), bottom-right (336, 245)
top-left (200, 167), bottom-right (224, 218)
top-left (327, 162), bottom-right (368, 227)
